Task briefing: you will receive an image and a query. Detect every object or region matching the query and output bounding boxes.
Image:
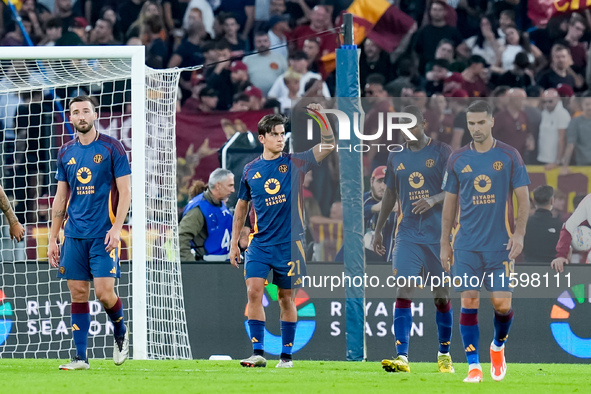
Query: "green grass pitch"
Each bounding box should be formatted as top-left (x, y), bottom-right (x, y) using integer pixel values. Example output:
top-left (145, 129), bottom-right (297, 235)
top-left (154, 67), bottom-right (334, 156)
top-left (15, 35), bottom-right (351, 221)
top-left (0, 360), bottom-right (589, 393)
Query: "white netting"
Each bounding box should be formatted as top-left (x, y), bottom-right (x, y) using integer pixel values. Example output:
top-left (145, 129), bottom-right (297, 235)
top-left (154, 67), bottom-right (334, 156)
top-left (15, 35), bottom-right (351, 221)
top-left (0, 56), bottom-right (191, 359)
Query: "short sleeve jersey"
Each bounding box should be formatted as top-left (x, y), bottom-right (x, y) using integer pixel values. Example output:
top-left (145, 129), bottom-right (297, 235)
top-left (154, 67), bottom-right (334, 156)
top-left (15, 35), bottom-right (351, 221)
top-left (443, 139), bottom-right (530, 251)
top-left (238, 149), bottom-right (319, 246)
top-left (385, 139), bottom-right (452, 244)
top-left (56, 133), bottom-right (131, 238)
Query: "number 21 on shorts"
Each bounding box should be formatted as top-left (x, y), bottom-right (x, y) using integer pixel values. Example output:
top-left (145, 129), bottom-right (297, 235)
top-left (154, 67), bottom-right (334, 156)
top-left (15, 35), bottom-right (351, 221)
top-left (288, 260), bottom-right (301, 276)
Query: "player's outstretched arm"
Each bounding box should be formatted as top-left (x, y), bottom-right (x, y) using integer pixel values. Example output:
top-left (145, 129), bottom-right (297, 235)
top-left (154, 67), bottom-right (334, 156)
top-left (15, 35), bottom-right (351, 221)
top-left (0, 185), bottom-right (24, 242)
top-left (373, 187), bottom-right (397, 256)
top-left (230, 199), bottom-right (249, 268)
top-left (507, 185), bottom-right (529, 260)
top-left (104, 175), bottom-right (131, 253)
top-left (308, 103), bottom-right (336, 163)
top-left (48, 181), bottom-right (70, 268)
top-left (440, 192), bottom-right (458, 273)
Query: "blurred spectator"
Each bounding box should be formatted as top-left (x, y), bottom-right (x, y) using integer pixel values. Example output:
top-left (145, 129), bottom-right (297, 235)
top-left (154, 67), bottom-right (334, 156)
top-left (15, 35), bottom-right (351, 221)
top-left (268, 51), bottom-right (329, 99)
top-left (496, 9), bottom-right (515, 40)
top-left (425, 58), bottom-right (449, 96)
top-left (493, 88), bottom-right (534, 159)
top-left (117, 0), bottom-right (146, 35)
top-left (537, 44), bottom-right (583, 90)
top-left (538, 89), bottom-right (570, 169)
top-left (529, 13), bottom-right (569, 56)
top-left (168, 20), bottom-right (207, 93)
top-left (216, 0), bottom-right (254, 43)
top-left (0, 15), bottom-right (32, 46)
top-left (359, 38), bottom-right (394, 91)
top-left (220, 12), bottom-right (247, 57)
top-left (89, 18), bottom-right (120, 45)
top-left (551, 188), bottom-right (568, 221)
top-left (291, 5), bottom-right (336, 56)
top-left (19, 0), bottom-right (47, 41)
top-left (458, 16), bottom-right (503, 70)
top-left (55, 16), bottom-right (88, 45)
top-left (98, 5), bottom-right (123, 43)
top-left (442, 71), bottom-right (463, 97)
top-left (498, 26), bottom-right (541, 73)
top-left (276, 68), bottom-right (301, 113)
top-left (425, 94), bottom-right (454, 145)
top-left (143, 15), bottom-right (168, 68)
top-left (229, 92), bottom-right (251, 112)
top-left (364, 166), bottom-right (396, 262)
top-left (187, 86), bottom-right (218, 113)
top-left (364, 74), bottom-right (394, 169)
top-left (562, 92), bottom-right (591, 169)
top-left (559, 13), bottom-right (587, 76)
top-left (243, 31), bottom-right (287, 95)
top-left (413, 0), bottom-right (463, 73)
top-left (523, 185), bottom-right (562, 264)
top-left (302, 37), bottom-right (322, 75)
top-left (205, 40), bottom-right (233, 109)
top-left (244, 85), bottom-right (263, 110)
top-left (496, 51), bottom-right (534, 88)
top-left (54, 0), bottom-right (75, 32)
top-left (460, 55), bottom-right (489, 97)
top-left (182, 1), bottom-right (215, 37)
top-left (179, 169), bottom-right (235, 262)
top-left (162, 0), bottom-right (191, 31)
top-left (268, 14), bottom-right (290, 60)
top-left (127, 0), bottom-right (164, 41)
top-left (37, 16), bottom-right (61, 46)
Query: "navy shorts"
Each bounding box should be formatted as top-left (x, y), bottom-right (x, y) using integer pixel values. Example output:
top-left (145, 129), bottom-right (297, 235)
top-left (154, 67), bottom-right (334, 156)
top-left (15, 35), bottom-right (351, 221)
top-left (57, 237), bottom-right (120, 281)
top-left (452, 249), bottom-right (514, 292)
top-left (244, 240), bottom-right (307, 289)
top-left (392, 240), bottom-right (447, 285)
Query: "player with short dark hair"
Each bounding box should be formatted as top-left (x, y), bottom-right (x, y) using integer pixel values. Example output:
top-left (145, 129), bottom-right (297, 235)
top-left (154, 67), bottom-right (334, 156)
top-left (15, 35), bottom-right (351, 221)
top-left (230, 105), bottom-right (335, 368)
top-left (374, 105), bottom-right (455, 374)
top-left (440, 100), bottom-right (530, 383)
top-left (48, 95), bottom-right (132, 370)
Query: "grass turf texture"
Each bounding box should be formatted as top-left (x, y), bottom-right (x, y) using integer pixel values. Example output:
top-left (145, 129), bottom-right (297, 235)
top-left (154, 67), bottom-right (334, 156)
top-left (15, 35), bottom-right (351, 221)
top-left (1, 360), bottom-right (589, 393)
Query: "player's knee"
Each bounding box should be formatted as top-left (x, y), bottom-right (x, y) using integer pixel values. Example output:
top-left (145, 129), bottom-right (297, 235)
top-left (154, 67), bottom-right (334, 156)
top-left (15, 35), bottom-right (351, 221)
top-left (492, 299), bottom-right (512, 314)
top-left (461, 298), bottom-right (479, 309)
top-left (246, 286), bottom-right (263, 303)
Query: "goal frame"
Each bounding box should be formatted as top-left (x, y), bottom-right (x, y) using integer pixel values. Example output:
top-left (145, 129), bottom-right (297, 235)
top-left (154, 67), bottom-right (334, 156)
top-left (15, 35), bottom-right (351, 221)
top-left (0, 46), bottom-right (148, 360)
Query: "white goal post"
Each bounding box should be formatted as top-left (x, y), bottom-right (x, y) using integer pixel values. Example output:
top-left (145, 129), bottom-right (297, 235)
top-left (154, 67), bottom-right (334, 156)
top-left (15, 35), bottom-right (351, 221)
top-left (0, 46), bottom-right (191, 360)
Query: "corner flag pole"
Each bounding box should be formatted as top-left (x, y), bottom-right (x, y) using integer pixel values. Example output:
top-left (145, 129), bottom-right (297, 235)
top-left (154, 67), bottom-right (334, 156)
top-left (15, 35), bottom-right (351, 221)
top-left (336, 13), bottom-right (366, 361)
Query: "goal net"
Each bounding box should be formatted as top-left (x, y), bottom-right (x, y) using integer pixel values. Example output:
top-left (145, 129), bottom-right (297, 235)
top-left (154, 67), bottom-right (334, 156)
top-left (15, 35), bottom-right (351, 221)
top-left (0, 47), bottom-right (192, 360)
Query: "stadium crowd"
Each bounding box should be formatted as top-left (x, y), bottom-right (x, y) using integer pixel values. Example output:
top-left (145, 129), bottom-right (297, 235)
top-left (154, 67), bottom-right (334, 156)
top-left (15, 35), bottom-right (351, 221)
top-left (1, 0), bottom-right (591, 263)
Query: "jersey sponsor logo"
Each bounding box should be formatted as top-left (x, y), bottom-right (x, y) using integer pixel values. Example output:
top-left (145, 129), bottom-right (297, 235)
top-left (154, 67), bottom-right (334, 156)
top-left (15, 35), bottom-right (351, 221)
top-left (59, 266), bottom-right (65, 275)
top-left (425, 159), bottom-right (435, 168)
top-left (493, 161), bottom-right (503, 171)
top-left (109, 267), bottom-right (116, 274)
top-left (396, 163), bottom-right (405, 171)
top-left (93, 154), bottom-right (103, 164)
top-left (264, 178), bottom-right (281, 195)
top-left (473, 174), bottom-right (492, 193)
top-left (67, 157), bottom-right (76, 165)
top-left (278, 164), bottom-right (288, 173)
top-left (408, 172), bottom-right (425, 189)
top-left (252, 172), bottom-right (262, 179)
top-left (461, 165), bottom-right (473, 173)
top-left (76, 167), bottom-right (92, 184)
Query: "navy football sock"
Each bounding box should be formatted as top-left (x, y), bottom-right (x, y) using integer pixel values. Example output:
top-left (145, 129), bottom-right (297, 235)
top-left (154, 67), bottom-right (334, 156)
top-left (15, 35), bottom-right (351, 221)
top-left (71, 302), bottom-right (90, 361)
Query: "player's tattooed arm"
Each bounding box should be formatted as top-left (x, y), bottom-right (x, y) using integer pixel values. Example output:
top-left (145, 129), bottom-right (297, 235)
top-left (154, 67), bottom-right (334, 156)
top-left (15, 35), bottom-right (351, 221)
top-left (0, 186), bottom-right (24, 242)
top-left (308, 103), bottom-right (336, 162)
top-left (0, 187), bottom-right (19, 225)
